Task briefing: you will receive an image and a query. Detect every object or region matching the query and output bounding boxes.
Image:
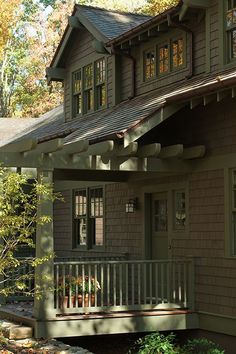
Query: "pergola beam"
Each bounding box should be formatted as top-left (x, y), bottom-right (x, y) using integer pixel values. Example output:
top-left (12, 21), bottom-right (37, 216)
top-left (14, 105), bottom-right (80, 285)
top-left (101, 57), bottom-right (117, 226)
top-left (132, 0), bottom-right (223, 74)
top-left (0, 139), bottom-right (37, 153)
top-left (137, 143), bottom-right (161, 157)
top-left (159, 144), bottom-right (184, 159)
top-left (61, 139), bottom-right (89, 154)
top-left (182, 145), bottom-right (206, 159)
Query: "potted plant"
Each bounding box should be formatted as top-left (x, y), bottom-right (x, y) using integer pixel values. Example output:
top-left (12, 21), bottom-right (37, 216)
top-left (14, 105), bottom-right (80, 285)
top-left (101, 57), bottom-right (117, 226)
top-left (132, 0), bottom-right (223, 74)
top-left (59, 275), bottom-right (77, 309)
top-left (75, 275), bottom-right (101, 307)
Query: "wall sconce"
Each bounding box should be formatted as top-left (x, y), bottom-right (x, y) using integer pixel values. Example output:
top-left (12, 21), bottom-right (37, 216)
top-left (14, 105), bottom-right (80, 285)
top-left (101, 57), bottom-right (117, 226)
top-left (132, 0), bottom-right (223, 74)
top-left (125, 198), bottom-right (138, 213)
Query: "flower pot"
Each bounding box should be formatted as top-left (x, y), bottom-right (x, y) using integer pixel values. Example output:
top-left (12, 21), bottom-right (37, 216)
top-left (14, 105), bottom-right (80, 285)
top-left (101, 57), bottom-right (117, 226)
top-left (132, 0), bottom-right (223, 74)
top-left (60, 295), bottom-right (75, 309)
top-left (78, 294), bottom-right (95, 307)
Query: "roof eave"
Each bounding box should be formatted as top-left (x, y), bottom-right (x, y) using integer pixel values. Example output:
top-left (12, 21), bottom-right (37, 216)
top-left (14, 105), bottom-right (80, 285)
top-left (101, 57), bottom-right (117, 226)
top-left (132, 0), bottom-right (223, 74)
top-left (105, 2), bottom-right (182, 47)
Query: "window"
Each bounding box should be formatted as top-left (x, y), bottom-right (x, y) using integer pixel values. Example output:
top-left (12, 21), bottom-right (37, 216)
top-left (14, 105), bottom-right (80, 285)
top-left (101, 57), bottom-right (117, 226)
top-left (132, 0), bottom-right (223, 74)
top-left (144, 49), bottom-right (155, 80)
top-left (95, 58), bottom-right (106, 109)
top-left (83, 64), bottom-right (93, 113)
top-left (158, 43), bottom-right (169, 74)
top-left (231, 170), bottom-right (236, 255)
top-left (72, 58), bottom-right (107, 117)
top-left (172, 38), bottom-right (184, 69)
top-left (173, 190), bottom-right (186, 230)
top-left (72, 69), bottom-right (82, 116)
top-left (73, 187), bottom-right (104, 248)
top-left (226, 0), bottom-right (236, 60)
top-left (154, 199), bottom-right (168, 232)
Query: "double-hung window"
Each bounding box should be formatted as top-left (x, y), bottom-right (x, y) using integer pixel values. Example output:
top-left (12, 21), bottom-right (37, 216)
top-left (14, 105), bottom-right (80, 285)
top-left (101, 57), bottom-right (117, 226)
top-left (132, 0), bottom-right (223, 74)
top-left (83, 64), bottom-right (93, 113)
top-left (226, 0), bottom-right (236, 60)
top-left (73, 187), bottom-right (104, 249)
top-left (173, 190), bottom-right (186, 230)
top-left (95, 58), bottom-right (106, 109)
top-left (73, 69), bottom-right (82, 116)
top-left (171, 38), bottom-right (184, 69)
top-left (158, 43), bottom-right (169, 74)
top-left (144, 49), bottom-right (155, 80)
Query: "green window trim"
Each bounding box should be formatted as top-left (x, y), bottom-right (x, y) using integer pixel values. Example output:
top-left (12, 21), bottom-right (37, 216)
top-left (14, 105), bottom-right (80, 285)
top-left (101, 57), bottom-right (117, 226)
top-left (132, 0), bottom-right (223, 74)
top-left (142, 34), bottom-right (186, 83)
top-left (173, 190), bottom-right (186, 230)
top-left (143, 48), bottom-right (155, 81)
top-left (225, 0), bottom-right (236, 62)
top-left (72, 57), bottom-right (106, 118)
top-left (73, 186), bottom-right (104, 250)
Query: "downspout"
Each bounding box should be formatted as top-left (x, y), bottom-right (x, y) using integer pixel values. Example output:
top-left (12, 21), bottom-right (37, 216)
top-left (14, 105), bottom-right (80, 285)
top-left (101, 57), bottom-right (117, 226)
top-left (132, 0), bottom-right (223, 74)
top-left (111, 44), bottom-right (136, 99)
top-left (167, 14), bottom-right (194, 79)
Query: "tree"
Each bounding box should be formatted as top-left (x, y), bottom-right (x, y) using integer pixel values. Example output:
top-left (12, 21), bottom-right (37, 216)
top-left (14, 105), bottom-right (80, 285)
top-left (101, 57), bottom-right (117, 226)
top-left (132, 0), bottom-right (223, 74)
top-left (141, 0), bottom-right (178, 15)
top-left (0, 168), bottom-right (59, 297)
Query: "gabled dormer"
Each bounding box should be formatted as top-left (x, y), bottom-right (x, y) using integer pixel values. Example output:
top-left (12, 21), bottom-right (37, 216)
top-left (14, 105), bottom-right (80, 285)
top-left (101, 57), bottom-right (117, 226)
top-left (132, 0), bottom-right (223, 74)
top-left (47, 0), bottom-right (233, 124)
top-left (46, 4), bottom-right (151, 121)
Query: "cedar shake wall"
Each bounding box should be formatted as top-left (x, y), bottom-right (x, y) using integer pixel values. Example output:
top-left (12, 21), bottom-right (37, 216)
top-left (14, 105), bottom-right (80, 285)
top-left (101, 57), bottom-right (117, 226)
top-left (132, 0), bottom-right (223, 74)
top-left (209, 0), bottom-right (220, 72)
top-left (53, 182), bottom-right (143, 259)
top-left (64, 29), bottom-right (113, 122)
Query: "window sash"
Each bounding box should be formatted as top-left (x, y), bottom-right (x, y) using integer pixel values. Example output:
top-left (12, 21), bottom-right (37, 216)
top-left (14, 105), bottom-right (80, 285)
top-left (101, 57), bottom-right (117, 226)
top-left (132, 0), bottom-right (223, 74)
top-left (172, 38), bottom-right (184, 68)
top-left (73, 187), bottom-right (104, 248)
top-left (174, 190), bottom-right (186, 230)
top-left (144, 49), bottom-right (155, 80)
top-left (158, 43), bottom-right (169, 74)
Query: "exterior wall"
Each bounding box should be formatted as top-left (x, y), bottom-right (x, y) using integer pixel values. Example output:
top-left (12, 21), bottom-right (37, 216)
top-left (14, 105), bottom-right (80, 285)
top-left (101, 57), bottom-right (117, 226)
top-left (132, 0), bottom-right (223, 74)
top-left (63, 29), bottom-right (113, 122)
top-left (53, 181), bottom-right (143, 260)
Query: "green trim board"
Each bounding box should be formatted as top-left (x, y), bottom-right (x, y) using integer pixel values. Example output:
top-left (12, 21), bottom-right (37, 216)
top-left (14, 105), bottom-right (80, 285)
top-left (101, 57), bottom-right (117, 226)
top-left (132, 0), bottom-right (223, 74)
top-left (33, 312), bottom-right (199, 338)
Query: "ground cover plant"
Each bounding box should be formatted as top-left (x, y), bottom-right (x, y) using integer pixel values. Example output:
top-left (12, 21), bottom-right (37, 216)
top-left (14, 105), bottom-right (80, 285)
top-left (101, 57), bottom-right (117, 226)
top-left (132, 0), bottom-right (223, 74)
top-left (127, 332), bottom-right (225, 354)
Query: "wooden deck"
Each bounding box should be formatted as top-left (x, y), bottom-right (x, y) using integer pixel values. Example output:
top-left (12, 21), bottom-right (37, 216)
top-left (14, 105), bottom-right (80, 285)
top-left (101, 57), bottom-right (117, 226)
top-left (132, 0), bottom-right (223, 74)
top-left (0, 302), bottom-right (199, 339)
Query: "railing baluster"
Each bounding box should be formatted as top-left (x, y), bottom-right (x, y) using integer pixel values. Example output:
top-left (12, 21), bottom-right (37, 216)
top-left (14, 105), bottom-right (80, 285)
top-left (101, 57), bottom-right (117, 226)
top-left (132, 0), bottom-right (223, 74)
top-left (119, 264), bottom-right (123, 307)
top-left (172, 261), bottom-right (176, 304)
top-left (88, 264), bottom-right (91, 307)
top-left (149, 263), bottom-right (152, 305)
top-left (143, 263), bottom-right (147, 305)
top-left (101, 264), bottom-right (104, 307)
top-left (138, 263), bottom-right (141, 305)
top-left (56, 264), bottom-right (59, 309)
top-left (113, 263), bottom-right (116, 306)
top-left (183, 262), bottom-right (187, 307)
top-left (155, 263), bottom-right (159, 305)
top-left (126, 263), bottom-right (128, 305)
top-left (131, 263), bottom-right (135, 306)
top-left (178, 263), bottom-right (181, 303)
top-left (107, 263), bottom-right (110, 306)
top-left (94, 264), bottom-right (98, 307)
top-left (167, 261), bottom-right (170, 304)
top-left (82, 264), bottom-right (85, 307)
top-left (161, 262), bottom-right (164, 303)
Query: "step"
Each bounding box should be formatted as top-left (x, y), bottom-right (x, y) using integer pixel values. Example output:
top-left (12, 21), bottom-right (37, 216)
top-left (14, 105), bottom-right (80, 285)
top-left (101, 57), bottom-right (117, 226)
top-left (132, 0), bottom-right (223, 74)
top-left (0, 320), bottom-right (33, 340)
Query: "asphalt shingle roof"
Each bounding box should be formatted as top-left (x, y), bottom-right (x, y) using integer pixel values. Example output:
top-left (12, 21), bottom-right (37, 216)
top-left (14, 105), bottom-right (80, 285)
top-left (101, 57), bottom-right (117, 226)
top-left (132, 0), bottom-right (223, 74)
top-left (76, 4), bottom-right (152, 40)
top-left (2, 68), bottom-right (236, 150)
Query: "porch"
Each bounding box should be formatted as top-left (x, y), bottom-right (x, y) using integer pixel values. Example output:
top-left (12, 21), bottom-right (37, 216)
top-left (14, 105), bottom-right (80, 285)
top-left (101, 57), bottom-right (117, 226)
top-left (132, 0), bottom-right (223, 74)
top-left (0, 258), bottom-right (199, 338)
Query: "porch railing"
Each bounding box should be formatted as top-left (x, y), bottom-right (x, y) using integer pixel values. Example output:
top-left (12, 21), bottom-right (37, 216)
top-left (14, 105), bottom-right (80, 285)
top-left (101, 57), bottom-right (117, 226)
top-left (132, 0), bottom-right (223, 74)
top-left (54, 259), bottom-right (194, 315)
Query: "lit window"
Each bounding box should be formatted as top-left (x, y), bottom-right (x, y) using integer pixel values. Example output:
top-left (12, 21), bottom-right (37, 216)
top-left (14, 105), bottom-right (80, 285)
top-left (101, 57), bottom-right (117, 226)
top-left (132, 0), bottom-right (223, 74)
top-left (83, 64), bottom-right (93, 113)
top-left (144, 49), bottom-right (155, 80)
top-left (174, 190), bottom-right (186, 229)
top-left (172, 38), bottom-right (184, 68)
top-left (226, 0), bottom-right (236, 60)
top-left (159, 43), bottom-right (169, 74)
top-left (73, 187), bottom-right (104, 248)
top-left (72, 69), bottom-right (82, 116)
top-left (95, 58), bottom-right (106, 109)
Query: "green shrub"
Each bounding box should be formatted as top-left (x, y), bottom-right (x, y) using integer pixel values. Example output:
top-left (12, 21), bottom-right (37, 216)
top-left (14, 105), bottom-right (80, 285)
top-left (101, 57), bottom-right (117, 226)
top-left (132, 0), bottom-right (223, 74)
top-left (180, 338), bottom-right (225, 354)
top-left (127, 332), bottom-right (178, 354)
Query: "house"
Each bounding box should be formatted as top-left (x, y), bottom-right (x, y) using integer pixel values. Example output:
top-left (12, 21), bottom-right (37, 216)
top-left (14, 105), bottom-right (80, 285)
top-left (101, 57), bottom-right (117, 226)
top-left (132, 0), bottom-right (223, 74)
top-left (0, 0), bottom-right (236, 348)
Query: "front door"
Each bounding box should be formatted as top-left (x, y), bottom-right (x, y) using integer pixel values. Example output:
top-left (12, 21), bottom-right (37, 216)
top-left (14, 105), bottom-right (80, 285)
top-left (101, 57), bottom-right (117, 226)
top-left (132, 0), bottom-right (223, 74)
top-left (151, 192), bottom-right (169, 260)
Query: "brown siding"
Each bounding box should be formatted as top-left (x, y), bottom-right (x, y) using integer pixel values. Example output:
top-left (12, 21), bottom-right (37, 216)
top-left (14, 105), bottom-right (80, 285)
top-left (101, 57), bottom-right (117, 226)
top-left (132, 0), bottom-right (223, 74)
top-left (209, 1), bottom-right (220, 72)
top-left (63, 29), bottom-right (113, 122)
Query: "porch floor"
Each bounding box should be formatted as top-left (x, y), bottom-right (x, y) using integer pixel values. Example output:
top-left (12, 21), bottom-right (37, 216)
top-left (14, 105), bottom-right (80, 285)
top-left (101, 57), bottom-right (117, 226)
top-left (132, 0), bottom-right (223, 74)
top-left (0, 301), bottom-right (199, 338)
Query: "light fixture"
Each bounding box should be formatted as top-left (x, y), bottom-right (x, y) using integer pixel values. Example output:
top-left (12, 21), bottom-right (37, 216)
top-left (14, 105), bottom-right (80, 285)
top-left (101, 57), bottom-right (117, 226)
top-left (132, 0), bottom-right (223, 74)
top-left (125, 198), bottom-right (138, 213)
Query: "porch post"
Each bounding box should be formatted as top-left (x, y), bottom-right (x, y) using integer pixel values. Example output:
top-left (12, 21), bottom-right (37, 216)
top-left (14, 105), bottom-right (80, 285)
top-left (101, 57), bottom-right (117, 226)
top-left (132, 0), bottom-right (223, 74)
top-left (33, 168), bottom-right (55, 320)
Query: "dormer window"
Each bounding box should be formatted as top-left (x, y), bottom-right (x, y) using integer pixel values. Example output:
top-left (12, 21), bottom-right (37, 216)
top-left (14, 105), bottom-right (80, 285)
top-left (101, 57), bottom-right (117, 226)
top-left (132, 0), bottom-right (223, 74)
top-left (95, 58), bottom-right (106, 109)
top-left (144, 49), bottom-right (155, 80)
top-left (83, 64), bottom-right (93, 113)
top-left (72, 58), bottom-right (106, 118)
top-left (158, 43), bottom-right (169, 74)
top-left (226, 0), bottom-right (236, 60)
top-left (73, 69), bottom-right (82, 116)
top-left (172, 38), bottom-right (184, 69)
